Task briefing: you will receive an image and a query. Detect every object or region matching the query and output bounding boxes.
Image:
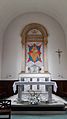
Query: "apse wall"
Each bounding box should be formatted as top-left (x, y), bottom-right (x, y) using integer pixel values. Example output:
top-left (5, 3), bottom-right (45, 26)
top-left (0, 39), bottom-right (2, 78)
top-left (1, 12), bottom-right (67, 79)
top-left (0, 33), bottom-right (3, 78)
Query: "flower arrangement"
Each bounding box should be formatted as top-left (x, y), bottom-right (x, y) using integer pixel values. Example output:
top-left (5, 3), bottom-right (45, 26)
top-left (28, 89), bottom-right (41, 104)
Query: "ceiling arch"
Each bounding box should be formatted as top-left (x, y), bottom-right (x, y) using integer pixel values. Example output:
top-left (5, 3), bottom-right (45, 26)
top-left (0, 0), bottom-right (67, 38)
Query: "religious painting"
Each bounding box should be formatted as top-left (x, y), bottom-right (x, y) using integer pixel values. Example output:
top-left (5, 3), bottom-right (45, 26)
top-left (26, 42), bottom-right (43, 68)
top-left (27, 43), bottom-right (42, 63)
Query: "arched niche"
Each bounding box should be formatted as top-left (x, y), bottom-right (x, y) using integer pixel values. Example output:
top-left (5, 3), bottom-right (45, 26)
top-left (20, 23), bottom-right (48, 73)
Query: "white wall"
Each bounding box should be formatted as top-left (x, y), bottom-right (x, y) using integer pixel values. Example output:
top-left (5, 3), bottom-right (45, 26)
top-left (0, 40), bottom-right (1, 78)
top-left (0, 32), bottom-right (3, 78)
top-left (1, 12), bottom-right (67, 79)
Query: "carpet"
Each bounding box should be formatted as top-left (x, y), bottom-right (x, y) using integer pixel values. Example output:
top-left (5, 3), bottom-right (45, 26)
top-left (11, 114), bottom-right (67, 119)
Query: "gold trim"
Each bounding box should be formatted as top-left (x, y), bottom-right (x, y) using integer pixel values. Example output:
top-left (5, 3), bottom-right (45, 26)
top-left (20, 23), bottom-right (48, 73)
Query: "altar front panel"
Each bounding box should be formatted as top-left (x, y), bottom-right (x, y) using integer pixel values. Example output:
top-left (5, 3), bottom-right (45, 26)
top-left (19, 73), bottom-right (51, 92)
top-left (13, 80), bottom-right (57, 103)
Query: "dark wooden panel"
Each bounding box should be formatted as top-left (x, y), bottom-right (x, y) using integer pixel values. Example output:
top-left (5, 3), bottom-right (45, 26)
top-left (0, 80), bottom-right (18, 99)
top-left (52, 80), bottom-right (67, 97)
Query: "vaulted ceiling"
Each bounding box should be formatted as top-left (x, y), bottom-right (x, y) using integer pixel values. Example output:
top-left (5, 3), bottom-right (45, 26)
top-left (0, 0), bottom-right (67, 37)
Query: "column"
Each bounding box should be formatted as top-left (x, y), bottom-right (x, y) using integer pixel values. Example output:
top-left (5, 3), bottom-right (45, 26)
top-left (43, 38), bottom-right (48, 73)
top-left (47, 85), bottom-right (52, 103)
top-left (21, 37), bottom-right (25, 72)
top-left (18, 85), bottom-right (22, 102)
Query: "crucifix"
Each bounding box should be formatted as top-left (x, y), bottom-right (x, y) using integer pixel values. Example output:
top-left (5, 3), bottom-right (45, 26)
top-left (56, 49), bottom-right (63, 64)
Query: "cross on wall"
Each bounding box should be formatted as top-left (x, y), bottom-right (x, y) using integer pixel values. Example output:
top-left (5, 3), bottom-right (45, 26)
top-left (56, 49), bottom-right (63, 64)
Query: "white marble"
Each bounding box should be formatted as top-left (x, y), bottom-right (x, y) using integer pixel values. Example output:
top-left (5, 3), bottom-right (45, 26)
top-left (7, 94), bottom-right (67, 106)
top-left (0, 78), bottom-right (67, 81)
top-left (19, 73), bottom-right (51, 78)
top-left (0, 79), bottom-right (18, 81)
top-left (52, 78), bottom-right (67, 81)
top-left (13, 80), bottom-right (57, 103)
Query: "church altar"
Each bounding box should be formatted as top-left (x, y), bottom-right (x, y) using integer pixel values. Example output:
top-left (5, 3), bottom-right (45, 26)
top-left (13, 73), bottom-right (57, 104)
top-left (18, 73), bottom-right (51, 78)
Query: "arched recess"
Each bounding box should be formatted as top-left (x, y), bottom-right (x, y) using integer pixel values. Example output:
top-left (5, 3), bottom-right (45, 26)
top-left (21, 23), bottom-right (48, 73)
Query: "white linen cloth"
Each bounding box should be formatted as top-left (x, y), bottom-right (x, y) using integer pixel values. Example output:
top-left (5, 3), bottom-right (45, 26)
top-left (13, 80), bottom-right (57, 93)
top-left (53, 82), bottom-right (57, 92)
top-left (13, 82), bottom-right (17, 93)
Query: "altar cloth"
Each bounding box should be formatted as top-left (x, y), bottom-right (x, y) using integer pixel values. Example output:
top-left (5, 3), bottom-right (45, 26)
top-left (13, 81), bottom-right (57, 93)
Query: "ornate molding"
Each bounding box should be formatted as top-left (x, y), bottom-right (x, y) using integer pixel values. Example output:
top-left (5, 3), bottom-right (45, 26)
top-left (20, 23), bottom-right (48, 73)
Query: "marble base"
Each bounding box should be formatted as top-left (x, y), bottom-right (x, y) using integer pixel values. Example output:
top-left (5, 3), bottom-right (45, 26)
top-left (7, 93), bottom-right (67, 106)
top-left (6, 94), bottom-right (67, 114)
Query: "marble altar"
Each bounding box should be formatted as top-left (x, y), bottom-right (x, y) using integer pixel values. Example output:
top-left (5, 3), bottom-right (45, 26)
top-left (13, 73), bottom-right (57, 104)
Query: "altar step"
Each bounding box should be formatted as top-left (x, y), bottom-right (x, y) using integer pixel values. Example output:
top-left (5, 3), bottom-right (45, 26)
top-left (7, 94), bottom-right (67, 114)
top-left (11, 103), bottom-right (66, 112)
top-left (11, 110), bottom-right (66, 115)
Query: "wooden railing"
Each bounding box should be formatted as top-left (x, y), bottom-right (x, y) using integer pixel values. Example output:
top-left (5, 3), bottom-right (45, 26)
top-left (0, 100), bottom-right (11, 119)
